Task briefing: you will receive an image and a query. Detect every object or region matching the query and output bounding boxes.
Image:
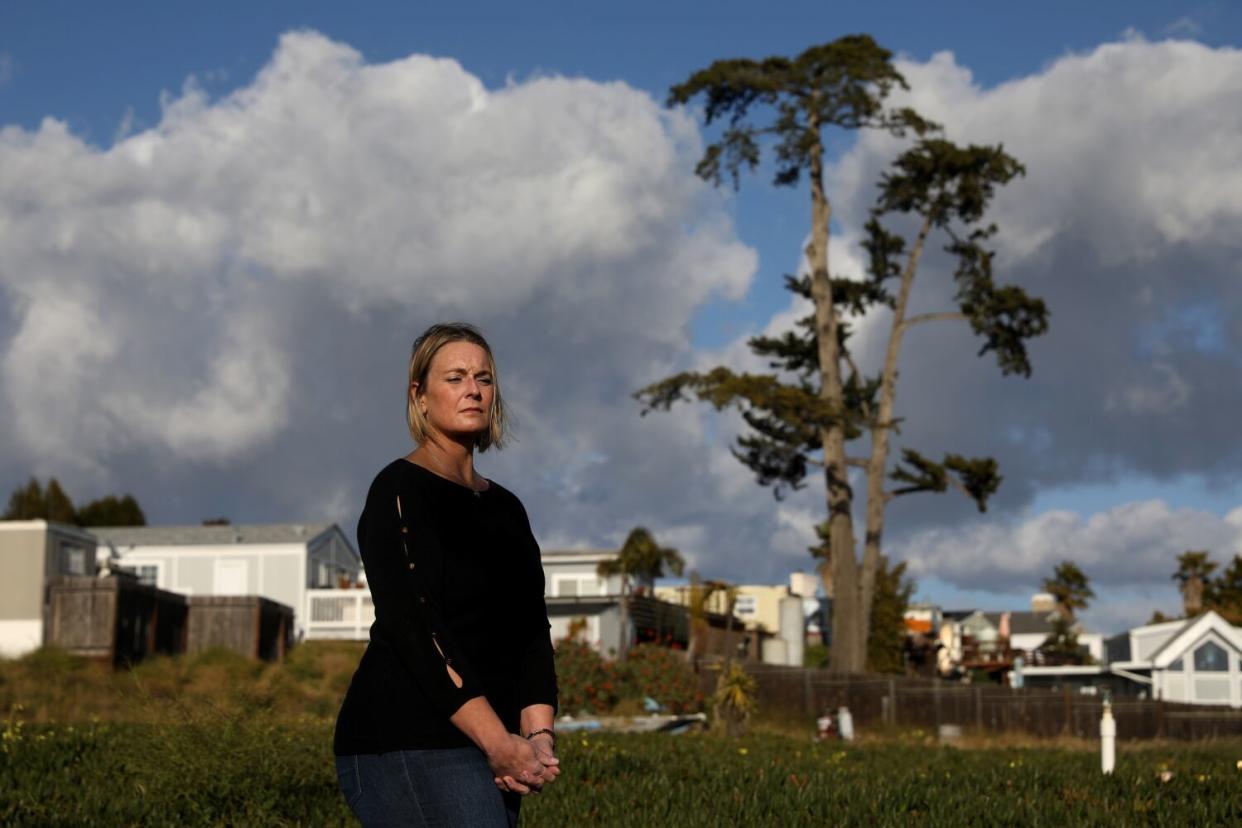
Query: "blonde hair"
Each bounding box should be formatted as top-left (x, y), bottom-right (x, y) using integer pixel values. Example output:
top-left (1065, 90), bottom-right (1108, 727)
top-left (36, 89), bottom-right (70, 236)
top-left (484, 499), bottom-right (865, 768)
top-left (406, 322), bottom-right (508, 452)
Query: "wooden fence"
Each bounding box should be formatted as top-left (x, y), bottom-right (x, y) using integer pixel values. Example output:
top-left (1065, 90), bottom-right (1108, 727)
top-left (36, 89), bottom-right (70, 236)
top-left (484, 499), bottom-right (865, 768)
top-left (187, 596), bottom-right (292, 661)
top-left (46, 575), bottom-right (188, 665)
top-left (699, 663), bottom-right (1242, 741)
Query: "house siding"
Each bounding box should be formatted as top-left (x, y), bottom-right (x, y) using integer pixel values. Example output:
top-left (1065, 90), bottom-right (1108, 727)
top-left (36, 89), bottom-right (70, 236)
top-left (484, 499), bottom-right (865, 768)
top-left (1, 521), bottom-right (98, 657)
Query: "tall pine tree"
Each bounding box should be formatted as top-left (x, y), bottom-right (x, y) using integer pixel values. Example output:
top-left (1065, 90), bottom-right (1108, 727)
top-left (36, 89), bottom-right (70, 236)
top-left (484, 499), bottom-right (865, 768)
top-left (637, 36), bottom-right (1047, 672)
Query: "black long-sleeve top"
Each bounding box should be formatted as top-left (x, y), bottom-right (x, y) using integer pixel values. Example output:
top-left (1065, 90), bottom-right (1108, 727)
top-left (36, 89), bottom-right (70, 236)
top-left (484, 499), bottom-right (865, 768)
top-left (333, 458), bottom-right (558, 755)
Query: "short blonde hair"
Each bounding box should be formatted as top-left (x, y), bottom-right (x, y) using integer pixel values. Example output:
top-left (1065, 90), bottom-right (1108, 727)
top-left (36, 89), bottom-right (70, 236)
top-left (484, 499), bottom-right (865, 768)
top-left (406, 322), bottom-right (508, 452)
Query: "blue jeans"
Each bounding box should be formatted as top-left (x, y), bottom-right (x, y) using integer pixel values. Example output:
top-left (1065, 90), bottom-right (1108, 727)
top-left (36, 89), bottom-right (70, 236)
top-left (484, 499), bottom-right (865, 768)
top-left (335, 748), bottom-right (521, 827)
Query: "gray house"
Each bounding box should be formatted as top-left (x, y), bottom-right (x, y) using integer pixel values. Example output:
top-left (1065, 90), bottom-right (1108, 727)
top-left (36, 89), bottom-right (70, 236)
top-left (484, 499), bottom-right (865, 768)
top-left (0, 520), bottom-right (98, 657)
top-left (92, 523), bottom-right (360, 639)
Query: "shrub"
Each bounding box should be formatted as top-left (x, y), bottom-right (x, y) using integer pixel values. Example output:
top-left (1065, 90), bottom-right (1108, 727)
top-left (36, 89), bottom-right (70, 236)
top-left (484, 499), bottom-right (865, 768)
top-left (618, 644), bottom-right (704, 714)
top-left (553, 639), bottom-right (619, 715)
top-left (712, 660), bottom-right (757, 737)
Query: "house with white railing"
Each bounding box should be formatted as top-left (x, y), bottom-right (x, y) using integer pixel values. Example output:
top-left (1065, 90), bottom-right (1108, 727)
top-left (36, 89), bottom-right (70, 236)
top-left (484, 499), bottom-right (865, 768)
top-left (304, 548), bottom-right (632, 647)
top-left (92, 523), bottom-right (360, 640)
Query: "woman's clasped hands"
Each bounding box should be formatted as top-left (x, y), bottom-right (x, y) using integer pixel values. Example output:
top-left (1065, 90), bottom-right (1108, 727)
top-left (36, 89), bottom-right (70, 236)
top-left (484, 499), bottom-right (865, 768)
top-left (489, 732), bottom-right (560, 795)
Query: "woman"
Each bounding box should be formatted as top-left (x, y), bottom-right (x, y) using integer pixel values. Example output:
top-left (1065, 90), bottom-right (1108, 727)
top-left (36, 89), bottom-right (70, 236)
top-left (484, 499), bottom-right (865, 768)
top-left (334, 322), bottom-right (560, 827)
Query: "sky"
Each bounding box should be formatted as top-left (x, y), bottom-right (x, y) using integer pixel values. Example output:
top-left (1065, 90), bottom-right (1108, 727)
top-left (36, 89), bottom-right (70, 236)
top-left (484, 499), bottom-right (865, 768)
top-left (2, 1), bottom-right (1241, 634)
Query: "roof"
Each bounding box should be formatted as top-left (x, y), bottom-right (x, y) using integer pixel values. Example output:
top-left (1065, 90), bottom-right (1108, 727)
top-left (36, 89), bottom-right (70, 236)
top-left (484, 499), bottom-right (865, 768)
top-left (540, 549), bottom-right (617, 558)
top-left (0, 519), bottom-right (98, 542)
top-left (984, 611), bottom-right (1062, 636)
top-left (1146, 611), bottom-right (1242, 667)
top-left (1104, 632), bottom-right (1132, 663)
top-left (90, 523), bottom-right (337, 547)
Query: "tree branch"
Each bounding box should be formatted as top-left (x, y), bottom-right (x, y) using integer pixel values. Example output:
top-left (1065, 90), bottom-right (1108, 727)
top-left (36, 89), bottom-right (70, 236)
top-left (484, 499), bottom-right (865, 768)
top-left (845, 456), bottom-right (869, 469)
top-left (842, 350), bottom-right (873, 422)
top-left (945, 476), bottom-right (973, 501)
top-left (902, 311), bottom-right (968, 330)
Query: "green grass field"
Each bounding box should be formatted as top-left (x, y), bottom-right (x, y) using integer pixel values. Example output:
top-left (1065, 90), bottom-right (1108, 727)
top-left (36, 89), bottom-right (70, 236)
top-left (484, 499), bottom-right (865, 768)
top-left (2, 645), bottom-right (1240, 826)
top-left (3, 718), bottom-right (1239, 826)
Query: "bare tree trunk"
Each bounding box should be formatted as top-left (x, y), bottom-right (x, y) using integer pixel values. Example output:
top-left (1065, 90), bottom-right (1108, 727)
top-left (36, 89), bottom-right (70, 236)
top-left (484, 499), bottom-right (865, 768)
top-left (860, 215), bottom-right (933, 661)
top-left (805, 119), bottom-right (861, 674)
top-left (1184, 576), bottom-right (1203, 617)
top-left (617, 574), bottom-right (630, 662)
top-left (685, 573), bottom-right (705, 665)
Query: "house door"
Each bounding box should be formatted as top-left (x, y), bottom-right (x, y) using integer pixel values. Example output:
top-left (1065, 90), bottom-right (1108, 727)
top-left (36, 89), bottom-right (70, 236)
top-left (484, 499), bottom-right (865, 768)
top-left (216, 560), bottom-right (249, 595)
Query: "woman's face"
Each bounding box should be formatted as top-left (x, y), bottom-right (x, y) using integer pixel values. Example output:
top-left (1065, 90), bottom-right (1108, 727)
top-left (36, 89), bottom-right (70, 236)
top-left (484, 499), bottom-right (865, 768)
top-left (413, 341), bottom-right (494, 443)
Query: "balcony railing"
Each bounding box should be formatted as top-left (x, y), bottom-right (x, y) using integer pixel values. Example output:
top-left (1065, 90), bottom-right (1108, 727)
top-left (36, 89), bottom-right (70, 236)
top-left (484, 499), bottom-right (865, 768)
top-left (305, 588), bottom-right (373, 641)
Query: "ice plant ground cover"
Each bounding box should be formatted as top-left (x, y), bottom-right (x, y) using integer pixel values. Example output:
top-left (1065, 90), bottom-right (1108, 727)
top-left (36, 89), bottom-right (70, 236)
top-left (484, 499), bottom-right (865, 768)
top-left (1, 646), bottom-right (1239, 824)
top-left (2, 714), bottom-right (1239, 826)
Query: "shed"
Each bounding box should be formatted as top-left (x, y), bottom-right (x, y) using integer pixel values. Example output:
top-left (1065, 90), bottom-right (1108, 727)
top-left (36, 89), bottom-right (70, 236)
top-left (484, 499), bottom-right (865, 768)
top-left (46, 574), bottom-right (188, 664)
top-left (187, 595), bottom-right (293, 661)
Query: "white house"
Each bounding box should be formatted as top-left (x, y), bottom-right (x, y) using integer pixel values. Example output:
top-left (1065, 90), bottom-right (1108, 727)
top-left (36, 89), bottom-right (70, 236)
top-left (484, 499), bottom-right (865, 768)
top-left (936, 597), bottom-right (1105, 667)
top-left (1022, 611), bottom-right (1242, 707)
top-left (540, 549), bottom-right (629, 654)
top-left (307, 547), bottom-right (636, 647)
top-left (0, 520), bottom-right (98, 657)
top-left (1108, 611), bottom-right (1242, 707)
top-left (91, 523), bottom-right (360, 640)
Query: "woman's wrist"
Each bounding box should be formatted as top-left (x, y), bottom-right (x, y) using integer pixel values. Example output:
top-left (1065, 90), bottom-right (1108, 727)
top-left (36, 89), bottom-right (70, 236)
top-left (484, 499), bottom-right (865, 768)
top-left (524, 727), bottom-right (556, 749)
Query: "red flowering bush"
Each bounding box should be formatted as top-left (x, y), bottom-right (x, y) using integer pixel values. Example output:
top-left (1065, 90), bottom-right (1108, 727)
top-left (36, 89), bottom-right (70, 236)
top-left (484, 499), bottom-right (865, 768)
top-left (553, 637), bottom-right (620, 715)
top-left (618, 644), bottom-right (705, 714)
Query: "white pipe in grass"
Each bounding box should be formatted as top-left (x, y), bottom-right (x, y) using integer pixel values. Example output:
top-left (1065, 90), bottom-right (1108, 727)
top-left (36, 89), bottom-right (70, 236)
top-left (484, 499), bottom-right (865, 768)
top-left (1100, 699), bottom-right (1116, 775)
top-left (838, 707), bottom-right (854, 742)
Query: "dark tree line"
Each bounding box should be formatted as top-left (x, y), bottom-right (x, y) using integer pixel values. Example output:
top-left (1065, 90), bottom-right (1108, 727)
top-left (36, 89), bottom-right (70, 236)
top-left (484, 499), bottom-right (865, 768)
top-left (3, 477), bottom-right (146, 527)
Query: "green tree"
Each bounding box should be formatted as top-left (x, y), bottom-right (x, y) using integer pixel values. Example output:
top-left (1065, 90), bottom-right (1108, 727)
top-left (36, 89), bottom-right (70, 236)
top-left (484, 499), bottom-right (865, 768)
top-left (1207, 553), bottom-right (1242, 624)
top-left (1039, 614), bottom-right (1092, 665)
top-left (3, 477), bottom-right (75, 523)
top-left (3, 477), bottom-right (147, 527)
top-left (1041, 561), bottom-right (1094, 621)
top-left (1171, 549), bottom-right (1217, 617)
top-left (77, 494), bottom-right (147, 527)
top-left (865, 554), bottom-right (914, 673)
top-left (636, 36), bottom-right (1047, 673)
top-left (44, 479), bottom-right (77, 524)
top-left (598, 527), bottom-right (685, 661)
top-left (3, 477), bottom-right (48, 520)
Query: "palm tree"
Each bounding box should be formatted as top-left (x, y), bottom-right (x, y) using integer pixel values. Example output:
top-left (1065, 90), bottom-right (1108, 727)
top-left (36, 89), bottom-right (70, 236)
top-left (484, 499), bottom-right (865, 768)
top-left (597, 527), bottom-right (684, 661)
top-left (1041, 561), bottom-right (1095, 621)
top-left (1171, 550), bottom-right (1217, 617)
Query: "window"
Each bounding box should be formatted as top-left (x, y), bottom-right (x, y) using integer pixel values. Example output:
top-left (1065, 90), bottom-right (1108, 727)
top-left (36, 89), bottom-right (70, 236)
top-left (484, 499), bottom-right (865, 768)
top-left (1168, 657), bottom-right (1184, 671)
top-left (135, 565), bottom-right (159, 587)
top-left (60, 544), bottom-right (87, 576)
top-left (734, 595), bottom-right (757, 617)
top-left (1193, 641), bottom-right (1228, 672)
top-left (553, 576), bottom-right (599, 598)
top-left (318, 562), bottom-right (330, 588)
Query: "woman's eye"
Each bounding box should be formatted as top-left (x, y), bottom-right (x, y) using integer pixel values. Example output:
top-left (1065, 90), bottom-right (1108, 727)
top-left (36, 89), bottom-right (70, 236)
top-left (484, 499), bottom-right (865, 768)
top-left (479, 377), bottom-right (493, 385)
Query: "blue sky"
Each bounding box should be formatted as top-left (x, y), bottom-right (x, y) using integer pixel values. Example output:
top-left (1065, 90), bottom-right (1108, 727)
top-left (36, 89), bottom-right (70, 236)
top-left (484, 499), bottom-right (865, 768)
top-left (3, 1), bottom-right (1241, 631)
